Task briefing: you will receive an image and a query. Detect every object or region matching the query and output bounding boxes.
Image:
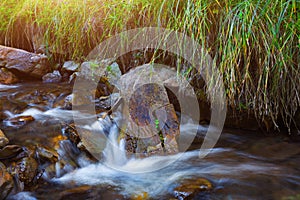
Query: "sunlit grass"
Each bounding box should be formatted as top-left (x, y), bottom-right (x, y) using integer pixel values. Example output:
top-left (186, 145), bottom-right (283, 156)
top-left (0, 0), bottom-right (299, 130)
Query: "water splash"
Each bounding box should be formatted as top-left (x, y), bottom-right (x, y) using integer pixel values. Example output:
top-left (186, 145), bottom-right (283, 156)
top-left (53, 116), bottom-right (282, 198)
top-left (103, 124), bottom-right (127, 167)
top-left (0, 84), bottom-right (18, 90)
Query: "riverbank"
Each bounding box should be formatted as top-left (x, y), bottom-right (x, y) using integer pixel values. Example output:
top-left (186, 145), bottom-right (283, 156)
top-left (0, 0), bottom-right (299, 132)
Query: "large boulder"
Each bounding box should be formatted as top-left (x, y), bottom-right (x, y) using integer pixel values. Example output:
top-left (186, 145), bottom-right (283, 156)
top-left (0, 45), bottom-right (50, 78)
top-left (117, 64), bottom-right (180, 156)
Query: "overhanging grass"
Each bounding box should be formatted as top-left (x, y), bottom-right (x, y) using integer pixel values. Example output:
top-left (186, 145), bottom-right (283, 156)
top-left (0, 0), bottom-right (299, 131)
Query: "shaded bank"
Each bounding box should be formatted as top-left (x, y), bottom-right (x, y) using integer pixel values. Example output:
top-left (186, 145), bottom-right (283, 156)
top-left (0, 0), bottom-right (299, 131)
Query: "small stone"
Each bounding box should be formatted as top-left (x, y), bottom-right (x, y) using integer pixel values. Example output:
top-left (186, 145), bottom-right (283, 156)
top-left (0, 129), bottom-right (9, 148)
top-left (62, 61), bottom-right (80, 72)
top-left (0, 68), bottom-right (18, 84)
top-left (42, 70), bottom-right (62, 83)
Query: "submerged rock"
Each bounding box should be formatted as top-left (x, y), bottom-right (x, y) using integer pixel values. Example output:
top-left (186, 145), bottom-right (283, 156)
top-left (173, 178), bottom-right (212, 200)
top-left (0, 68), bottom-right (18, 84)
top-left (0, 45), bottom-right (50, 78)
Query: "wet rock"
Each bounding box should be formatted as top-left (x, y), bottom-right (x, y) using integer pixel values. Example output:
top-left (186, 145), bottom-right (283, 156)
top-left (117, 64), bottom-right (180, 156)
top-left (173, 178), bottom-right (212, 200)
top-left (51, 140), bottom-right (81, 176)
top-left (0, 129), bottom-right (9, 148)
top-left (6, 84), bottom-right (72, 110)
top-left (64, 124), bottom-right (105, 161)
top-left (0, 68), bottom-right (18, 84)
top-left (0, 145), bottom-right (23, 160)
top-left (72, 64), bottom-right (180, 158)
top-left (72, 79), bottom-right (114, 111)
top-left (53, 93), bottom-right (73, 109)
top-left (96, 77), bottom-right (114, 98)
top-left (95, 93), bottom-right (119, 113)
top-left (62, 61), bottom-right (80, 73)
top-left (16, 156), bottom-right (42, 185)
top-left (0, 45), bottom-right (50, 78)
top-left (0, 162), bottom-right (14, 199)
top-left (42, 70), bottom-right (62, 83)
top-left (4, 115), bottom-right (35, 127)
top-left (36, 145), bottom-right (59, 163)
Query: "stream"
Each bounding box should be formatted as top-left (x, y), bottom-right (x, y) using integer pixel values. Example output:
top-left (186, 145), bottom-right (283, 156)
top-left (1, 83), bottom-right (300, 200)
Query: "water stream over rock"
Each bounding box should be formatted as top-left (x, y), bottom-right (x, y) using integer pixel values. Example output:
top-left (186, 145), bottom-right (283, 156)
top-left (1, 83), bottom-right (300, 200)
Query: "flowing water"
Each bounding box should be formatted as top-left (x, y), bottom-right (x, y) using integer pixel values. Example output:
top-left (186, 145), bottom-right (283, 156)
top-left (1, 83), bottom-right (300, 200)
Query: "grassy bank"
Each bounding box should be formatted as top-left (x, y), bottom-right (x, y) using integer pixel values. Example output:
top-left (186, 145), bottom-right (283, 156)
top-left (0, 0), bottom-right (299, 130)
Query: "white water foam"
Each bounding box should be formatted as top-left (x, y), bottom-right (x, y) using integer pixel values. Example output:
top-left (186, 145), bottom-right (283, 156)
top-left (0, 84), bottom-right (18, 90)
top-left (3, 108), bottom-right (281, 197)
top-left (53, 121), bottom-right (280, 198)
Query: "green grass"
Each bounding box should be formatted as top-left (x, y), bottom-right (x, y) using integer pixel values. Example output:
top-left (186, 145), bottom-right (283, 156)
top-left (0, 0), bottom-right (299, 131)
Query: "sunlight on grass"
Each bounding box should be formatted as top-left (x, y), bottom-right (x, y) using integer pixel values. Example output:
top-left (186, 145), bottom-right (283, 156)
top-left (0, 0), bottom-right (299, 130)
